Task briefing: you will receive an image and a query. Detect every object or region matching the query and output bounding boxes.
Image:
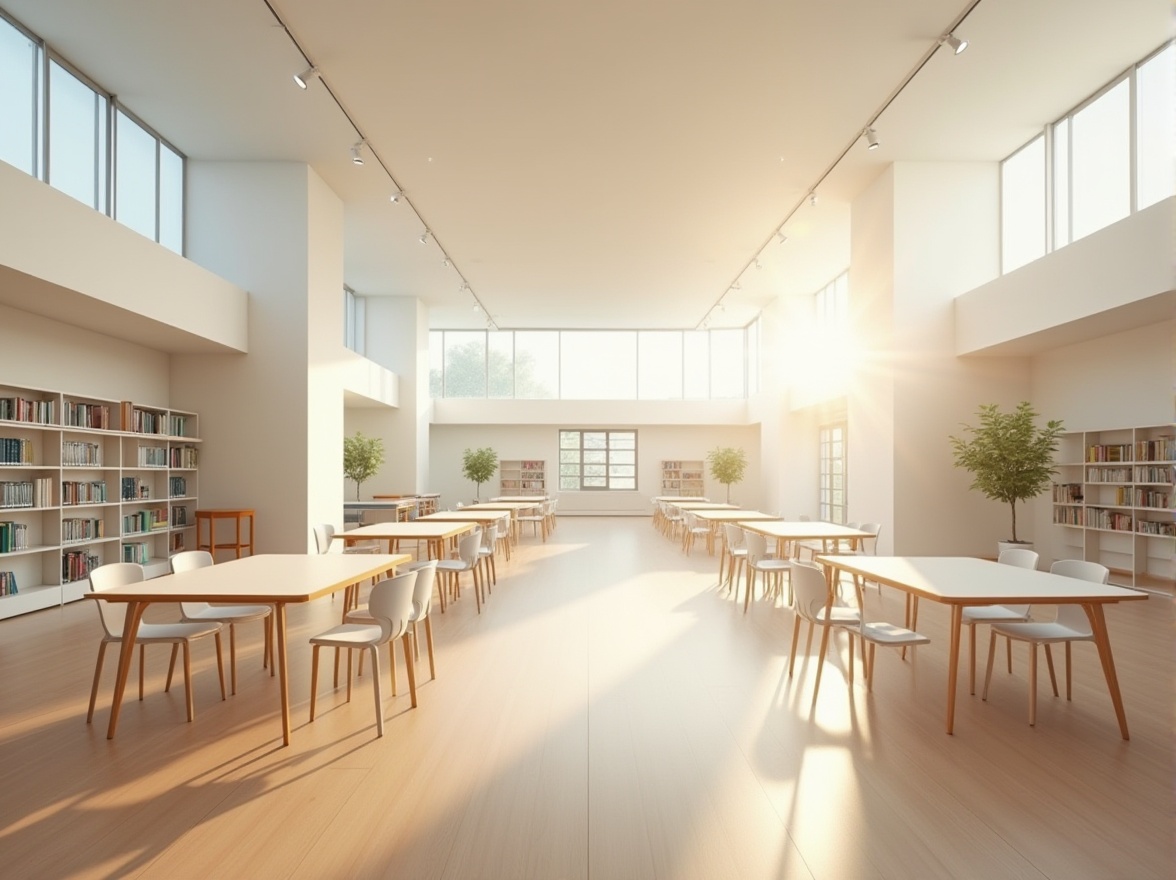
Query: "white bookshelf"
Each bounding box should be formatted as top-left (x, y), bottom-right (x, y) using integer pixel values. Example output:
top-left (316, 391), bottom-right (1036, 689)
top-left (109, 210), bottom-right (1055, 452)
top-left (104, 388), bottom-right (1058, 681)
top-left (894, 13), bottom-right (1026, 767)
top-left (499, 460), bottom-right (546, 496)
top-left (0, 383), bottom-right (200, 618)
top-left (660, 459), bottom-right (705, 496)
top-left (1051, 425), bottom-right (1174, 591)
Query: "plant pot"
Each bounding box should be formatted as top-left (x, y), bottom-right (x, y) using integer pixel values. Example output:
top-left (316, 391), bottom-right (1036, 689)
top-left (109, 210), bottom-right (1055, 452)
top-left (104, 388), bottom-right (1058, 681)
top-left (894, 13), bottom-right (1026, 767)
top-left (997, 540), bottom-right (1033, 557)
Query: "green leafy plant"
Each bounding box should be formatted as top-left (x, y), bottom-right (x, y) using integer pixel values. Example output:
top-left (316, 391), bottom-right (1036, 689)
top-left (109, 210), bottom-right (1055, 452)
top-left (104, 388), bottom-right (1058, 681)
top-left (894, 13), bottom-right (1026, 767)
top-left (343, 432), bottom-right (385, 500)
top-left (462, 447), bottom-right (499, 499)
top-left (949, 402), bottom-right (1064, 543)
top-left (707, 446), bottom-right (748, 503)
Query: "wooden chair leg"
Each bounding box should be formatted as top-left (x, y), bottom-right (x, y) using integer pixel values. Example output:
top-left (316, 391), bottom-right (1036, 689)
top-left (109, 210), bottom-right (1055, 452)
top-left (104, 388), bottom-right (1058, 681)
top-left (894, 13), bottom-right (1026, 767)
top-left (183, 642), bottom-right (195, 722)
top-left (788, 615), bottom-right (802, 677)
top-left (1044, 644), bottom-right (1059, 697)
top-left (982, 631), bottom-right (997, 700)
top-left (402, 633), bottom-right (418, 709)
top-left (309, 645), bottom-right (321, 721)
top-left (1006, 636), bottom-right (1013, 673)
top-left (87, 642), bottom-right (108, 723)
top-left (424, 617), bottom-right (436, 680)
top-left (227, 625), bottom-right (237, 696)
top-left (370, 645), bottom-right (384, 737)
top-left (389, 640), bottom-right (398, 697)
top-left (214, 633), bottom-right (226, 700)
top-left (968, 623), bottom-right (977, 695)
top-left (1028, 645), bottom-right (1037, 726)
top-left (345, 650), bottom-right (353, 703)
top-left (866, 644), bottom-right (877, 691)
top-left (147, 645), bottom-right (155, 699)
top-left (1064, 641), bottom-right (1072, 700)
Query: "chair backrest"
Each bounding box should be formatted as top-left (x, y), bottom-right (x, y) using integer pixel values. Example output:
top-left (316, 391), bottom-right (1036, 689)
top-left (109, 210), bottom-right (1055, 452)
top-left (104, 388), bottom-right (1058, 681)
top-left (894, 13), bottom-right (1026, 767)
top-left (170, 550), bottom-right (214, 574)
top-left (405, 559), bottom-right (438, 620)
top-left (743, 529), bottom-right (769, 563)
top-left (312, 523), bottom-right (335, 554)
top-left (1049, 559), bottom-right (1109, 631)
top-left (366, 570), bottom-right (416, 642)
top-left (722, 522), bottom-right (745, 549)
top-left (480, 523), bottom-right (496, 549)
top-left (789, 560), bottom-right (831, 625)
top-left (456, 528), bottom-right (482, 564)
top-left (856, 522), bottom-right (881, 553)
top-left (997, 547), bottom-right (1039, 570)
top-left (90, 562), bottom-right (145, 638)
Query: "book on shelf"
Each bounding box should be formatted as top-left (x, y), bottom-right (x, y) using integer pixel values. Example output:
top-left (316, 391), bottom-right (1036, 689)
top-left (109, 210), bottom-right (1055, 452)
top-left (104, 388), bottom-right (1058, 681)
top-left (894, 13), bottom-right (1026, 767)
top-left (137, 445), bottom-right (167, 468)
top-left (0, 437), bottom-right (34, 464)
top-left (0, 521), bottom-right (30, 553)
top-left (122, 542), bottom-right (150, 564)
top-left (169, 446), bottom-right (198, 468)
top-left (0, 570), bottom-right (17, 595)
top-left (62, 480), bottom-right (106, 505)
top-left (62, 440), bottom-right (101, 466)
top-left (121, 476), bottom-right (151, 500)
top-left (0, 397), bottom-right (54, 424)
top-left (64, 401), bottom-right (111, 429)
top-left (121, 401), bottom-right (167, 435)
top-left (62, 549), bottom-right (100, 582)
top-left (1, 478), bottom-right (52, 508)
top-left (62, 518), bottom-right (105, 542)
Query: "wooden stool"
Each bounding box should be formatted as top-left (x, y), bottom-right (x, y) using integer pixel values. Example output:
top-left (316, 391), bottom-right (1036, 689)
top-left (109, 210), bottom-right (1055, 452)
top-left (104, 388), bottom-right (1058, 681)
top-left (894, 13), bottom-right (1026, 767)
top-left (196, 508), bottom-right (256, 560)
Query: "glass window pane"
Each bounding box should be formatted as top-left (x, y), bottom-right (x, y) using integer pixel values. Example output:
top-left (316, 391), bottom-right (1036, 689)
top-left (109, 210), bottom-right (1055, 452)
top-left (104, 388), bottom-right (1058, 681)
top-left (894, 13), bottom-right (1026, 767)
top-left (559, 432), bottom-right (579, 449)
top-left (637, 331), bottom-right (683, 399)
top-left (746, 319), bottom-right (759, 396)
top-left (559, 477), bottom-right (579, 490)
top-left (583, 451), bottom-right (606, 464)
top-left (515, 331), bottom-right (558, 399)
top-left (48, 61), bottom-right (100, 208)
top-left (0, 18), bottom-right (39, 175)
top-left (583, 432), bottom-right (606, 449)
top-left (115, 109), bottom-right (157, 240)
top-left (442, 331), bottom-right (486, 398)
top-left (1071, 80), bottom-right (1130, 242)
top-left (611, 450), bottom-right (635, 465)
top-left (1052, 120), bottom-right (1070, 249)
top-left (683, 331), bottom-right (709, 399)
top-left (1001, 135), bottom-right (1046, 272)
top-left (1136, 44), bottom-right (1176, 211)
top-left (487, 331), bottom-right (513, 398)
top-left (559, 331), bottom-right (637, 399)
top-left (428, 331), bottom-right (444, 398)
top-left (612, 478), bottom-right (636, 490)
top-left (159, 143), bottom-right (183, 253)
top-left (709, 328), bottom-right (744, 399)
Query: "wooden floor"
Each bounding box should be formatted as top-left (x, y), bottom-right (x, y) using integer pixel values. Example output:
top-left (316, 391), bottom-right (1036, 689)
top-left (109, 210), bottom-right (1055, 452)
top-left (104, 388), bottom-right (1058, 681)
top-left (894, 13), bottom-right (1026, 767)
top-left (1, 517), bottom-right (1171, 879)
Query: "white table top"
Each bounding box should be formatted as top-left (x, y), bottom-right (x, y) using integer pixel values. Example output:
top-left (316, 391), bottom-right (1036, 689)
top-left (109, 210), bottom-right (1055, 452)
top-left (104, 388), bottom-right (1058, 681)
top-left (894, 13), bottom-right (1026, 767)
top-left (653, 496), bottom-right (710, 503)
top-left (419, 510), bottom-right (512, 523)
top-left (740, 521), bottom-right (870, 541)
top-left (668, 502), bottom-right (740, 510)
top-left (690, 509), bottom-right (780, 522)
top-left (342, 521), bottom-right (477, 541)
top-left (87, 553), bottom-right (409, 604)
top-left (816, 555), bottom-right (1147, 606)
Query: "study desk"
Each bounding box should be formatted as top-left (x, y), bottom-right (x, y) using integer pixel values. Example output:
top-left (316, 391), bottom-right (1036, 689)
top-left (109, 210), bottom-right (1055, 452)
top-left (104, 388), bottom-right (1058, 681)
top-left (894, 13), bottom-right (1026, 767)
top-left (340, 520), bottom-right (477, 560)
top-left (490, 496), bottom-right (549, 503)
top-left (689, 509), bottom-right (780, 558)
top-left (88, 552), bottom-right (409, 746)
top-left (816, 555), bottom-right (1147, 738)
top-left (652, 495), bottom-right (711, 503)
top-left (461, 502), bottom-right (542, 542)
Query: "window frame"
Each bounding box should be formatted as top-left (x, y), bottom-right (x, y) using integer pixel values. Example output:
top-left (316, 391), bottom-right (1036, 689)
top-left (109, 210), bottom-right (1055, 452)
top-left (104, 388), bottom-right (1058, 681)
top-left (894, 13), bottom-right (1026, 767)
top-left (558, 429), bottom-right (638, 492)
top-left (818, 422), bottom-right (847, 524)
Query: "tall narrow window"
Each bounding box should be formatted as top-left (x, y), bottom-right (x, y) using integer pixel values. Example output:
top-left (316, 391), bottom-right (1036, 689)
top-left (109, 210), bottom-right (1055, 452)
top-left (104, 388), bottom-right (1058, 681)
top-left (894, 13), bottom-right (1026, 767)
top-left (1136, 44), bottom-right (1176, 211)
top-left (115, 108), bottom-right (158, 240)
top-left (559, 430), bottom-right (637, 490)
top-left (1070, 79), bottom-right (1130, 242)
top-left (0, 16), bottom-right (40, 176)
top-left (818, 423), bottom-right (847, 524)
top-left (1000, 135), bottom-right (1046, 272)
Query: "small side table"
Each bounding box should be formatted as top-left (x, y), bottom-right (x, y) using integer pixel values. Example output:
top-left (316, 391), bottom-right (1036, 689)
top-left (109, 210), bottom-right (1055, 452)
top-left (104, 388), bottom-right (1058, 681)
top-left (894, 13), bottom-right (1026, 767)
top-left (196, 508), bottom-right (256, 560)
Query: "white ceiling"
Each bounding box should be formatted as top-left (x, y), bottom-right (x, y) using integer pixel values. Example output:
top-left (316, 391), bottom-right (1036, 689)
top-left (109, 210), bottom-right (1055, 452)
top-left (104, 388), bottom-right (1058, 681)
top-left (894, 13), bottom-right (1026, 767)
top-left (5, 0), bottom-right (1171, 330)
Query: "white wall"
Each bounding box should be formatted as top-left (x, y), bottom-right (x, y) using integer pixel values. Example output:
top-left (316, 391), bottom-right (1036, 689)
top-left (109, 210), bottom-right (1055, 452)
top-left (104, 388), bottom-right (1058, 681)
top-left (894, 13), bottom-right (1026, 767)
top-left (430, 423), bottom-right (762, 514)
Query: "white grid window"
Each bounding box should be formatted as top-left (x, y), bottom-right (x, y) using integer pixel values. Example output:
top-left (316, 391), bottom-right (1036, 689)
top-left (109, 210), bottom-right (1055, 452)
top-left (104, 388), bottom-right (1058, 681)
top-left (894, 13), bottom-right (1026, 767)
top-left (559, 430), bottom-right (637, 491)
top-left (818, 423), bottom-right (846, 524)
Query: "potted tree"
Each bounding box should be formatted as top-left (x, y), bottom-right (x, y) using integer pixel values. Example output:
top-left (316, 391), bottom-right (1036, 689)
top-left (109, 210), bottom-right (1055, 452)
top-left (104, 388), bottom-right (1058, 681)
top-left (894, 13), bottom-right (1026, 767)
top-left (462, 447), bottom-right (499, 500)
top-left (949, 402), bottom-right (1064, 553)
top-left (707, 446), bottom-right (748, 503)
top-left (343, 431), bottom-right (385, 500)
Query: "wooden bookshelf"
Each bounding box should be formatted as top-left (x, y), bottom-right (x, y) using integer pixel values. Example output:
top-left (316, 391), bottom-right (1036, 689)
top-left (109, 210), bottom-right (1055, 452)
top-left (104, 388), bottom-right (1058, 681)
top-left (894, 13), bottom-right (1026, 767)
top-left (660, 459), bottom-right (705, 496)
top-left (499, 460), bottom-right (546, 497)
top-left (1051, 425), bottom-right (1174, 591)
top-left (0, 383), bottom-right (201, 618)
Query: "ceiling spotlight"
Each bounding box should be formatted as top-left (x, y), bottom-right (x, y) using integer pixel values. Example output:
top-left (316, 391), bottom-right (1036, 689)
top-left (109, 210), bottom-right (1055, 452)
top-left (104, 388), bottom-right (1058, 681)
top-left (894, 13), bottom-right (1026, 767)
top-left (389, 190), bottom-right (403, 203)
top-left (777, 230), bottom-right (788, 244)
top-left (472, 302), bottom-right (481, 312)
top-left (730, 282), bottom-right (741, 291)
top-left (459, 282), bottom-right (469, 292)
top-left (442, 257), bottom-right (450, 268)
top-left (809, 193), bottom-right (818, 207)
top-left (419, 229), bottom-right (430, 245)
top-left (754, 259), bottom-right (762, 270)
top-left (293, 66), bottom-right (320, 89)
top-left (941, 33), bottom-right (968, 55)
top-left (350, 142), bottom-right (365, 166)
top-left (865, 127), bottom-right (880, 150)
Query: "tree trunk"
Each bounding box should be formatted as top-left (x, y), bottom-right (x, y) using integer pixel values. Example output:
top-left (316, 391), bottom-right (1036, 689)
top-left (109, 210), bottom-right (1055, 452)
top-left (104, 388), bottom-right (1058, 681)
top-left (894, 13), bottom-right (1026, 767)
top-left (1010, 500), bottom-right (1017, 543)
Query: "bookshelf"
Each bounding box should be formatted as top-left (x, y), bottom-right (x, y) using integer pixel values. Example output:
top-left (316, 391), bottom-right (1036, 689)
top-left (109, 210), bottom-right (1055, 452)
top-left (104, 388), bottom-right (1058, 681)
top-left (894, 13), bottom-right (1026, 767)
top-left (1051, 425), bottom-right (1174, 591)
top-left (0, 383), bottom-right (200, 618)
top-left (499, 460), bottom-right (546, 496)
top-left (660, 460), bottom-right (705, 496)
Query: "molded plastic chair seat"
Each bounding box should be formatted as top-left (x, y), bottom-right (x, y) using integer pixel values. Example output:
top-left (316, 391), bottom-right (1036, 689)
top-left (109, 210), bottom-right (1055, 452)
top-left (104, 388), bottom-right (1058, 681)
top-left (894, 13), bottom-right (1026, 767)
top-left (87, 562), bottom-right (226, 724)
top-left (960, 546), bottom-right (1038, 694)
top-left (170, 550), bottom-right (273, 695)
top-left (741, 529), bottom-right (790, 612)
top-left (982, 559), bottom-right (1109, 727)
top-left (682, 512), bottom-right (711, 556)
top-left (719, 522), bottom-right (748, 593)
top-left (436, 528), bottom-right (484, 612)
top-left (309, 570), bottom-right (416, 738)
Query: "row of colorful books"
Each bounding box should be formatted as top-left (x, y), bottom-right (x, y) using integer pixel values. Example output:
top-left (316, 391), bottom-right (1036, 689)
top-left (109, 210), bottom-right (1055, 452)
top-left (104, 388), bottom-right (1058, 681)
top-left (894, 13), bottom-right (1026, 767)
top-left (0, 570), bottom-right (17, 595)
top-left (0, 521), bottom-right (30, 553)
top-left (0, 397), bottom-right (54, 424)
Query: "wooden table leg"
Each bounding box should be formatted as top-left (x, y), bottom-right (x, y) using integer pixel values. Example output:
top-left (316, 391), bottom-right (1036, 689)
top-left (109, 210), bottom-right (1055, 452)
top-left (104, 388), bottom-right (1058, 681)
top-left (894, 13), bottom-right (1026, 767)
top-left (811, 565), bottom-right (837, 710)
top-left (106, 600), bottom-right (147, 739)
top-left (1084, 603), bottom-right (1130, 740)
top-left (945, 605), bottom-right (963, 735)
top-left (275, 603), bottom-right (291, 746)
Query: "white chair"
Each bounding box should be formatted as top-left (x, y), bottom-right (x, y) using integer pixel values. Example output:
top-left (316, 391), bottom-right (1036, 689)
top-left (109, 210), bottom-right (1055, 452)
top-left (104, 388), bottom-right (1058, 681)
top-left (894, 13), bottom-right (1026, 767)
top-left (517, 502), bottom-right (548, 541)
top-left (477, 519), bottom-right (500, 587)
top-left (436, 529), bottom-right (484, 612)
top-left (982, 559), bottom-right (1109, 726)
top-left (170, 550), bottom-right (274, 695)
top-left (719, 522), bottom-right (748, 593)
top-left (798, 521), bottom-right (859, 561)
top-left (660, 501), bottom-right (684, 540)
top-left (545, 497), bottom-right (558, 532)
top-left (348, 560), bottom-right (440, 686)
top-left (493, 513), bottom-right (512, 562)
top-left (87, 562), bottom-right (226, 724)
top-left (681, 512), bottom-right (711, 556)
top-left (788, 559), bottom-right (863, 697)
top-left (309, 570), bottom-right (416, 738)
top-left (961, 547), bottom-right (1039, 694)
top-left (741, 529), bottom-right (790, 612)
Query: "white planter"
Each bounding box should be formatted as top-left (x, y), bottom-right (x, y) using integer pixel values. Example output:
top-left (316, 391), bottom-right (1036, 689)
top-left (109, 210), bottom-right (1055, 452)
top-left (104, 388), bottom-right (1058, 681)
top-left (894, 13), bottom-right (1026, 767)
top-left (997, 540), bottom-right (1033, 557)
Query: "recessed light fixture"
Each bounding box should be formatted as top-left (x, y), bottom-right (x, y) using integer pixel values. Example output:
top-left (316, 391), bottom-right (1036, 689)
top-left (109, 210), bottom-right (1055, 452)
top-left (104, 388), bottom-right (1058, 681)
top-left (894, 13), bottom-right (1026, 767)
top-left (941, 33), bottom-right (968, 55)
top-left (294, 66), bottom-right (320, 89)
top-left (350, 142), bottom-right (365, 166)
top-left (754, 259), bottom-right (763, 270)
top-left (865, 127), bottom-right (880, 150)
top-left (777, 230), bottom-right (788, 244)
top-left (419, 230), bottom-right (430, 245)
top-left (389, 191), bottom-right (403, 203)
top-left (442, 257), bottom-right (450, 268)
top-left (809, 193), bottom-right (818, 207)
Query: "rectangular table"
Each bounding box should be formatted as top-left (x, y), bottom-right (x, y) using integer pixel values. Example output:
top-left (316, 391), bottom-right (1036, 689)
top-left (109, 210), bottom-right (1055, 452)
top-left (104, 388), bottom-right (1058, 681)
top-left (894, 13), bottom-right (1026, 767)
top-left (340, 520), bottom-right (477, 560)
top-left (815, 555), bottom-right (1147, 738)
top-left (490, 495), bottom-right (549, 503)
top-left (461, 502), bottom-right (542, 542)
top-left (88, 553), bottom-right (409, 746)
top-left (688, 509), bottom-right (781, 556)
